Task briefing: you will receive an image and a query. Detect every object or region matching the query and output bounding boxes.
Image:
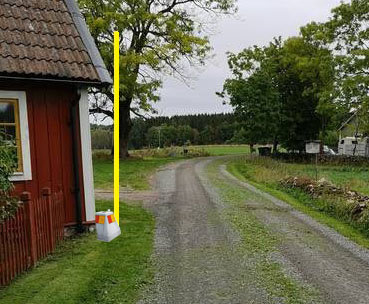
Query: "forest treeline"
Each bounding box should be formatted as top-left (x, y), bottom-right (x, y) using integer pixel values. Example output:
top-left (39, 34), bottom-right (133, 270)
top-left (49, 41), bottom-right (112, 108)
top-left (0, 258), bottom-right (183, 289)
top-left (91, 109), bottom-right (343, 151)
top-left (91, 113), bottom-right (260, 150)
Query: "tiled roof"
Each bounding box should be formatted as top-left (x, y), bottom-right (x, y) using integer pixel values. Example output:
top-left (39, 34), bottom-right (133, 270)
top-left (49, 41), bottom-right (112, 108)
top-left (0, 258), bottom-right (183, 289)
top-left (0, 0), bottom-right (111, 84)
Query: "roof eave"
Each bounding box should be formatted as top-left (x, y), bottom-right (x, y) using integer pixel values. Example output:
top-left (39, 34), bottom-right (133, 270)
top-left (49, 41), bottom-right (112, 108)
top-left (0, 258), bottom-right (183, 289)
top-left (0, 74), bottom-right (103, 87)
top-left (64, 0), bottom-right (113, 86)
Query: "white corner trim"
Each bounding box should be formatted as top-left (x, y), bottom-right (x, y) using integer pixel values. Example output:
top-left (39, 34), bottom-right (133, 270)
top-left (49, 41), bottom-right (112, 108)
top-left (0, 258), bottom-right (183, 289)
top-left (0, 90), bottom-right (32, 182)
top-left (78, 89), bottom-right (95, 222)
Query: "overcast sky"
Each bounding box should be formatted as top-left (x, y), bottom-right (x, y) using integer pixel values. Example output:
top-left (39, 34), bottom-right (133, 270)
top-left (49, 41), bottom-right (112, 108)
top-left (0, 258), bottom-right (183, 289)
top-left (155, 0), bottom-right (343, 117)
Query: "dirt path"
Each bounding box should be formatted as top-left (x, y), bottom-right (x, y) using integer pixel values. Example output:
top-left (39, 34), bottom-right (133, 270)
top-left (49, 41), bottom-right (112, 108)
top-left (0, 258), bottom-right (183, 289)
top-left (138, 158), bottom-right (369, 303)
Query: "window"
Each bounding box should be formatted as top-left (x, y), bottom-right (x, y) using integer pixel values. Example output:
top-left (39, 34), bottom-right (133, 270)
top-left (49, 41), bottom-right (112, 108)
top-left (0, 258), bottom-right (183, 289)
top-left (0, 99), bottom-right (22, 171)
top-left (0, 91), bottom-right (31, 181)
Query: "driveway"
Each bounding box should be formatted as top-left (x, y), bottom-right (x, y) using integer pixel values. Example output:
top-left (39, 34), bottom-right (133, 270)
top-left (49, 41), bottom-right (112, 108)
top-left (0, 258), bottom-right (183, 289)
top-left (139, 157), bottom-right (369, 304)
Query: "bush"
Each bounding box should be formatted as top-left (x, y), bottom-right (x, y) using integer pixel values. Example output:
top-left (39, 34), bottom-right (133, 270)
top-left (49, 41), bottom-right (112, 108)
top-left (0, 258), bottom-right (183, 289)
top-left (0, 135), bottom-right (19, 223)
top-left (272, 153), bottom-right (369, 166)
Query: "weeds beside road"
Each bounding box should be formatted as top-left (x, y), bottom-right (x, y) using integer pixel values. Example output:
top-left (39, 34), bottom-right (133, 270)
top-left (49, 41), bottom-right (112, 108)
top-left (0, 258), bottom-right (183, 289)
top-left (231, 155), bottom-right (369, 195)
top-left (228, 155), bottom-right (369, 249)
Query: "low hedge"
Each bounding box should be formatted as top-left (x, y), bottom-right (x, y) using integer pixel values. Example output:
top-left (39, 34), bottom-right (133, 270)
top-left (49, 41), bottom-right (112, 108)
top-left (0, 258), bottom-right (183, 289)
top-left (272, 153), bottom-right (369, 166)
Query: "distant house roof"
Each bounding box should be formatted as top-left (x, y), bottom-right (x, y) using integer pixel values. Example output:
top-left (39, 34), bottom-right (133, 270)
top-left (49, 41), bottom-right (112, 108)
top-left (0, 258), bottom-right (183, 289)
top-left (0, 0), bottom-right (112, 85)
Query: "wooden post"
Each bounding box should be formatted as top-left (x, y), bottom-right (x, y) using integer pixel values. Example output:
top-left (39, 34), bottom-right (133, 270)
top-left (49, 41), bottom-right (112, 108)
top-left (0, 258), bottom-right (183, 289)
top-left (21, 192), bottom-right (36, 267)
top-left (315, 153), bottom-right (318, 182)
top-left (42, 188), bottom-right (55, 252)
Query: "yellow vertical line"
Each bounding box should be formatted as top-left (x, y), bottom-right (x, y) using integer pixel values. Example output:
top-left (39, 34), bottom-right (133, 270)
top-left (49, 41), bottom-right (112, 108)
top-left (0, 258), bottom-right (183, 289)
top-left (114, 31), bottom-right (120, 225)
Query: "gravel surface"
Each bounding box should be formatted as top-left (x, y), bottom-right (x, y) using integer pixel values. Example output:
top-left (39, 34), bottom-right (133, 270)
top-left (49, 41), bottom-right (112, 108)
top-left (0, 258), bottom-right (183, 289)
top-left (219, 163), bottom-right (369, 304)
top-left (139, 159), bottom-right (270, 304)
top-left (138, 157), bottom-right (369, 304)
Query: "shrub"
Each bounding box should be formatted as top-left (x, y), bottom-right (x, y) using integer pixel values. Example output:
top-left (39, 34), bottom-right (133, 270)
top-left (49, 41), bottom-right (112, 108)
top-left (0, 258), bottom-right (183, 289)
top-left (272, 153), bottom-right (369, 166)
top-left (0, 135), bottom-right (19, 223)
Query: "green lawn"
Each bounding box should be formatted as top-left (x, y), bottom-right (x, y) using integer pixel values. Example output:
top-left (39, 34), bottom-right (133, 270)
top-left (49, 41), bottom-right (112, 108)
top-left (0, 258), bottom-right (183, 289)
top-left (94, 157), bottom-right (178, 190)
top-left (93, 145), bottom-right (250, 190)
top-left (228, 156), bottom-right (369, 195)
top-left (0, 201), bottom-right (155, 304)
top-left (227, 156), bottom-right (369, 249)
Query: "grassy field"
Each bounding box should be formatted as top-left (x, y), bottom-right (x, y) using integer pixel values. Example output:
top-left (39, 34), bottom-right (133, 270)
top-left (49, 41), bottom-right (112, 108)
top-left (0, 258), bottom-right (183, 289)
top-left (227, 156), bottom-right (369, 248)
top-left (228, 156), bottom-right (369, 195)
top-left (94, 157), bottom-right (178, 190)
top-left (93, 145), bottom-right (250, 190)
top-left (0, 201), bottom-right (155, 304)
top-left (192, 145), bottom-right (250, 156)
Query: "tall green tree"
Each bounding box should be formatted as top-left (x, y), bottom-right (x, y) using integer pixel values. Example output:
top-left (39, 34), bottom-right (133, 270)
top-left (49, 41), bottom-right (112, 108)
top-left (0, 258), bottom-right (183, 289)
top-left (328, 0), bottom-right (369, 110)
top-left (219, 39), bottom-right (283, 151)
top-left (302, 0), bottom-right (369, 125)
top-left (78, 0), bottom-right (237, 158)
top-left (219, 36), bottom-right (335, 152)
top-left (278, 37), bottom-right (334, 151)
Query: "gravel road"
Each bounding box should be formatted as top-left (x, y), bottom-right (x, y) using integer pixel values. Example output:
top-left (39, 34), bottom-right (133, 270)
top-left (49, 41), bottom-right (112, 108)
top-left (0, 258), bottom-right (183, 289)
top-left (138, 157), bottom-right (369, 304)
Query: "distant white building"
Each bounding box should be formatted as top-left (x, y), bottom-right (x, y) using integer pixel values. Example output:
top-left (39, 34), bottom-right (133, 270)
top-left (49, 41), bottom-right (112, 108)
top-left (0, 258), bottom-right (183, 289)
top-left (338, 137), bottom-right (369, 157)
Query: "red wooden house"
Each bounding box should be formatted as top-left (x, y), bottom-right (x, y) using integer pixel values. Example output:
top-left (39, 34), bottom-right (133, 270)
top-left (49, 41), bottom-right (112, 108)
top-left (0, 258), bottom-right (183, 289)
top-left (0, 0), bottom-right (112, 285)
top-left (0, 1), bottom-right (111, 229)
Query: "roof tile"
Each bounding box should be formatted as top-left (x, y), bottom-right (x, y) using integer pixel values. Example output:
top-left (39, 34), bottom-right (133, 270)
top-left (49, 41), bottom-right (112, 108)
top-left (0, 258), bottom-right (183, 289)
top-left (0, 0), bottom-right (100, 82)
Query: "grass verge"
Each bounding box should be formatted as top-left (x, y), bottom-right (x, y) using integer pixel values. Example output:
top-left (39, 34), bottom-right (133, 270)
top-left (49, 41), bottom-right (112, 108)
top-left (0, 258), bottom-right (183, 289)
top-left (227, 157), bottom-right (369, 250)
top-left (94, 157), bottom-right (179, 190)
top-left (0, 201), bottom-right (155, 304)
top-left (206, 160), bottom-right (320, 303)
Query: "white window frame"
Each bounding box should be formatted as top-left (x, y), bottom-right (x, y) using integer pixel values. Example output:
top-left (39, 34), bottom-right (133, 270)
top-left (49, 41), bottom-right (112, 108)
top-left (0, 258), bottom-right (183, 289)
top-left (0, 91), bottom-right (32, 181)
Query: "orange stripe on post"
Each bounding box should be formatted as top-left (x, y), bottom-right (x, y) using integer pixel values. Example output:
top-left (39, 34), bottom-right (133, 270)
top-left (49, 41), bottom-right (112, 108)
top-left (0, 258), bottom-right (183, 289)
top-left (95, 216), bottom-right (105, 224)
top-left (108, 215), bottom-right (116, 224)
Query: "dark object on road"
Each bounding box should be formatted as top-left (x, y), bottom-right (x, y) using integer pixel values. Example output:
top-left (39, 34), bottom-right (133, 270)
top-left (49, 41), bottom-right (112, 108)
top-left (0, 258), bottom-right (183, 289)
top-left (258, 147), bottom-right (272, 156)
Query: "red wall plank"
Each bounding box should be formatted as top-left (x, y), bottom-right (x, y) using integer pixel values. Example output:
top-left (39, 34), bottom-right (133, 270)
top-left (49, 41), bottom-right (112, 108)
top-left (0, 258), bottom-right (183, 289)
top-left (0, 81), bottom-right (86, 225)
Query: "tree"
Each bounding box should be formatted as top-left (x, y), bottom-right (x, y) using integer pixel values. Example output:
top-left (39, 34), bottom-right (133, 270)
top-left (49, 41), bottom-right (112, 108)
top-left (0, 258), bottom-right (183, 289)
top-left (176, 125), bottom-right (197, 146)
top-left (147, 125), bottom-right (177, 148)
top-left (91, 129), bottom-right (113, 150)
top-left (78, 0), bottom-right (236, 158)
top-left (302, 0), bottom-right (369, 117)
top-left (229, 127), bottom-right (248, 145)
top-left (219, 36), bottom-right (335, 152)
top-left (129, 118), bottom-right (148, 149)
top-left (221, 70), bottom-right (281, 150)
top-left (277, 37), bottom-right (334, 151)
top-left (219, 39), bottom-right (283, 151)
